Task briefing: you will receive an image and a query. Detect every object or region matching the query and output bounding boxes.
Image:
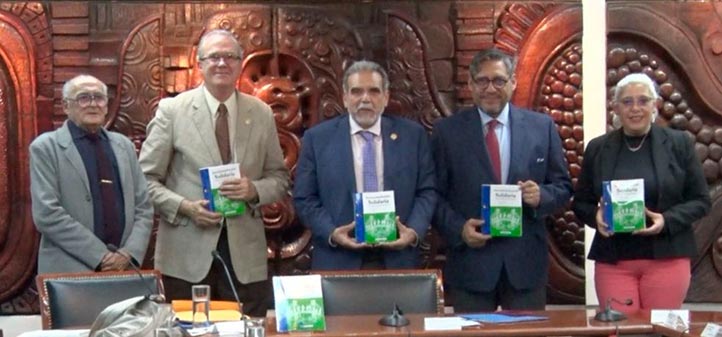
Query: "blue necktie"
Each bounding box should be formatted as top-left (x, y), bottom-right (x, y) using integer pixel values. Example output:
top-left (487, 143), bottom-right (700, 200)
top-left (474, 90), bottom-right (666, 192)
top-left (359, 131), bottom-right (378, 192)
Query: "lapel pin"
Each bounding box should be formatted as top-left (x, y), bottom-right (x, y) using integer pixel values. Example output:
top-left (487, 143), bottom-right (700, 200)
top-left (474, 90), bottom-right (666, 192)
top-left (245, 119), bottom-right (251, 125)
top-left (390, 133), bottom-right (398, 140)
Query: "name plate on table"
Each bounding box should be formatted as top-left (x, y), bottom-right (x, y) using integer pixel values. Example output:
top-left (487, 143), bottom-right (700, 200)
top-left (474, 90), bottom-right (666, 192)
top-left (602, 179), bottom-right (645, 233)
top-left (651, 309), bottom-right (689, 331)
top-left (701, 323), bottom-right (722, 337)
top-left (481, 184), bottom-right (522, 237)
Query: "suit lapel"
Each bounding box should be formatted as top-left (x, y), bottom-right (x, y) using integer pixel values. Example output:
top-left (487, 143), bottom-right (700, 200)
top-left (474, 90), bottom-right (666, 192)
top-left (108, 134), bottom-right (130, 194)
top-left (381, 116), bottom-right (398, 191)
top-left (508, 106), bottom-right (528, 184)
top-left (57, 122), bottom-right (90, 193)
top-left (336, 115), bottom-right (357, 194)
top-left (190, 88), bottom-right (222, 164)
top-left (600, 129), bottom-right (623, 182)
top-left (234, 91), bottom-right (252, 165)
top-left (459, 108), bottom-right (494, 177)
top-left (648, 125), bottom-right (670, 208)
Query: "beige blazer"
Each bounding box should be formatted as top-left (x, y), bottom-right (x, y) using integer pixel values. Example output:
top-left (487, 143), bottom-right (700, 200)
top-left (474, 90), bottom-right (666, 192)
top-left (139, 86), bottom-right (289, 283)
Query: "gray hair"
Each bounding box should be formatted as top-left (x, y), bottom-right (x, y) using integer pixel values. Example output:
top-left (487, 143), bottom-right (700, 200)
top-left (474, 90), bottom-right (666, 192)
top-left (469, 48), bottom-right (517, 78)
top-left (62, 74), bottom-right (108, 99)
top-left (613, 73), bottom-right (659, 102)
top-left (612, 73), bottom-right (659, 128)
top-left (197, 29), bottom-right (244, 61)
top-left (342, 60), bottom-right (390, 92)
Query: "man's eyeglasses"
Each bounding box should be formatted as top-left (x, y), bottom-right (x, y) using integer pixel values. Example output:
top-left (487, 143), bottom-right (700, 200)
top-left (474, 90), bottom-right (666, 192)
top-left (66, 93), bottom-right (108, 107)
top-left (619, 96), bottom-right (654, 108)
top-left (471, 76), bottom-right (510, 89)
top-left (199, 53), bottom-right (242, 65)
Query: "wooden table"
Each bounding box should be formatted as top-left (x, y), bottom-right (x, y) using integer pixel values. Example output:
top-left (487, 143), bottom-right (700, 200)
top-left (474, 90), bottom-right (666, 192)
top-left (265, 309), bottom-right (655, 337)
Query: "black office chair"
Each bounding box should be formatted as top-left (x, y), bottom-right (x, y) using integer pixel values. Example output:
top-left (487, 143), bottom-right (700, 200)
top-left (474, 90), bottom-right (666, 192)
top-left (36, 270), bottom-right (164, 329)
top-left (316, 269), bottom-right (444, 315)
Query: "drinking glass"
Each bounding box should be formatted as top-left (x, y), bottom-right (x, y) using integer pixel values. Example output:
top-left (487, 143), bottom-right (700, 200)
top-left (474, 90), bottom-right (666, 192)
top-left (245, 318), bottom-right (266, 337)
top-left (191, 284), bottom-right (211, 328)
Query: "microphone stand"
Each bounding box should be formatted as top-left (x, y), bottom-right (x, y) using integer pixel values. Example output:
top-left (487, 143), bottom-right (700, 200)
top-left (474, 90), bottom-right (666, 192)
top-left (107, 244), bottom-right (165, 303)
top-left (211, 250), bottom-right (245, 320)
top-left (594, 298), bottom-right (630, 322)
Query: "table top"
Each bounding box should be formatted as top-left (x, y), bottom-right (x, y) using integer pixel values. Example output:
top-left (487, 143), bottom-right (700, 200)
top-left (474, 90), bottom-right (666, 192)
top-left (264, 309), bottom-right (655, 337)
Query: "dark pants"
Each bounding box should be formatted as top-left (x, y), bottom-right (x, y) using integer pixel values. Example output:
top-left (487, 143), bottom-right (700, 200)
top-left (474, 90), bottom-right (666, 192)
top-left (451, 266), bottom-right (546, 312)
top-left (162, 227), bottom-right (272, 317)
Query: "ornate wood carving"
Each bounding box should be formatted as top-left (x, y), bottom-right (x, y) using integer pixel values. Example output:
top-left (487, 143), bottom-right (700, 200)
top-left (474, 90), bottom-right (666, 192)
top-left (495, 3), bottom-right (585, 304)
top-left (0, 2), bottom-right (44, 314)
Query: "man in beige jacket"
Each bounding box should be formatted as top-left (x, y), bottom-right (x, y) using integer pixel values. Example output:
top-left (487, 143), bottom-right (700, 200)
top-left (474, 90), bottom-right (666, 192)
top-left (139, 29), bottom-right (289, 317)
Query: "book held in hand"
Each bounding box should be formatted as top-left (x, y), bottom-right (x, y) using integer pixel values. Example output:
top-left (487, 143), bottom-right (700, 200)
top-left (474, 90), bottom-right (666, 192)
top-left (272, 274), bottom-right (326, 332)
top-left (199, 163), bottom-right (246, 217)
top-left (602, 178), bottom-right (645, 233)
top-left (480, 184), bottom-right (522, 237)
top-left (354, 191), bottom-right (397, 244)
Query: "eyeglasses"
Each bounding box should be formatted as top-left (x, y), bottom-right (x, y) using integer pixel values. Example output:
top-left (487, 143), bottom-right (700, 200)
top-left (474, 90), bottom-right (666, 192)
top-left (66, 93), bottom-right (108, 107)
top-left (471, 76), bottom-right (510, 89)
top-left (619, 96), bottom-right (654, 108)
top-left (199, 53), bottom-right (242, 65)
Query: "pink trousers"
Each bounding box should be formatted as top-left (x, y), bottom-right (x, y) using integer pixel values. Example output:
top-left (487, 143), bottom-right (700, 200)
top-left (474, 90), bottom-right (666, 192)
top-left (595, 258), bottom-right (691, 314)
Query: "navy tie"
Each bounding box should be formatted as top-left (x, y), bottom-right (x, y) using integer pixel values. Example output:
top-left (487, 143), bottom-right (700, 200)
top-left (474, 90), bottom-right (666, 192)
top-left (87, 133), bottom-right (122, 246)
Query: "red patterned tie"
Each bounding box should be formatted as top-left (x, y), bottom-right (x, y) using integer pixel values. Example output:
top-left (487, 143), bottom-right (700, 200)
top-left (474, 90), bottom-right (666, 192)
top-left (486, 119), bottom-right (501, 184)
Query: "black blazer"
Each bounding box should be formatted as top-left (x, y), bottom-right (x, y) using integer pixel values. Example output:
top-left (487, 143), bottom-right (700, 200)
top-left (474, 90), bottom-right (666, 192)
top-left (572, 124), bottom-right (710, 262)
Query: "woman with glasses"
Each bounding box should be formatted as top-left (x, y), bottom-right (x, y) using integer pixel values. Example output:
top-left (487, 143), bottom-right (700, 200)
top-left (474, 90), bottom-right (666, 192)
top-left (573, 73), bottom-right (710, 315)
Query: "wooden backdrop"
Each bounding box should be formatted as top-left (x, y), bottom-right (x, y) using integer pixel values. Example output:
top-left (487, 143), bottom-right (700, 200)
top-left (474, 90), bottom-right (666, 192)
top-left (1, 1), bottom-right (721, 314)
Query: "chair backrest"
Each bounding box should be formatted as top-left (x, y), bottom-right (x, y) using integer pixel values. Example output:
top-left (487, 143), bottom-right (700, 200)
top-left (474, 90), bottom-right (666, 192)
top-left (36, 269), bottom-right (164, 329)
top-left (316, 269), bottom-right (444, 316)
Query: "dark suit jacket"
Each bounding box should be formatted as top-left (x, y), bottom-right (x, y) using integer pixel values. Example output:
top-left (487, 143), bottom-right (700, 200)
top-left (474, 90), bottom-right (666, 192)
top-left (432, 106), bottom-right (572, 292)
top-left (293, 114), bottom-right (436, 270)
top-left (572, 124), bottom-right (710, 262)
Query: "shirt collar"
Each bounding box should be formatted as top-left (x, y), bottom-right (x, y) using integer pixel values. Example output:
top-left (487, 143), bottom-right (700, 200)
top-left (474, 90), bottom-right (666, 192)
top-left (67, 119), bottom-right (107, 141)
top-left (478, 103), bottom-right (510, 126)
top-left (203, 86), bottom-right (236, 116)
top-left (349, 114), bottom-right (382, 137)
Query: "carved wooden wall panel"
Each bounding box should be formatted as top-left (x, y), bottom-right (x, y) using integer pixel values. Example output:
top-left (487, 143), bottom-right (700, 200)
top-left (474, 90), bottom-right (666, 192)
top-left (1, 1), bottom-right (721, 314)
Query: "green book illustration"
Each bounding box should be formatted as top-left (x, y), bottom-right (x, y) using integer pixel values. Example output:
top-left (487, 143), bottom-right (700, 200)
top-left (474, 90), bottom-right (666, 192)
top-left (354, 191), bottom-right (397, 244)
top-left (603, 179), bottom-right (645, 233)
top-left (199, 163), bottom-right (246, 217)
top-left (481, 184), bottom-right (522, 237)
top-left (273, 274), bottom-right (326, 332)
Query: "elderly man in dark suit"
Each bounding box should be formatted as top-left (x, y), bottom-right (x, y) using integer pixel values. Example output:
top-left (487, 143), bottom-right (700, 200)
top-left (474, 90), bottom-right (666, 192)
top-left (294, 60), bottom-right (436, 270)
top-left (432, 48), bottom-right (572, 311)
top-left (30, 74), bottom-right (153, 274)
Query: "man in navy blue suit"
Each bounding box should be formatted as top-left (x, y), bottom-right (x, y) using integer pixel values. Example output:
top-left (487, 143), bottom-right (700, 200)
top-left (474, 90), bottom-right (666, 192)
top-left (432, 49), bottom-right (572, 311)
top-left (294, 60), bottom-right (436, 270)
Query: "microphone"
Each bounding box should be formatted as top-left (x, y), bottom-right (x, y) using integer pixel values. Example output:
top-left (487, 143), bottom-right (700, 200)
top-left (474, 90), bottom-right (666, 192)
top-left (594, 297), bottom-right (633, 322)
top-left (106, 244), bottom-right (165, 303)
top-left (378, 303), bottom-right (410, 327)
top-left (211, 250), bottom-right (244, 316)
